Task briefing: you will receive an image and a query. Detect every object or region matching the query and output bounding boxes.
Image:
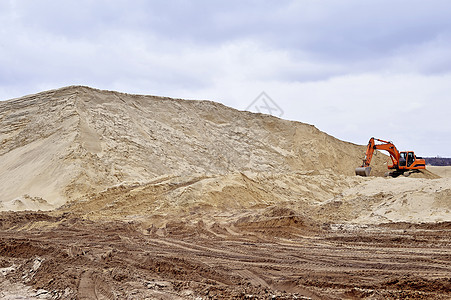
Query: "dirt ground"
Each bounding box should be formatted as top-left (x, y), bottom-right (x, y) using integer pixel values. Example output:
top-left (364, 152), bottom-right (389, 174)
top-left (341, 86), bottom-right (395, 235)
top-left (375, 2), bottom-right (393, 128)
top-left (427, 166), bottom-right (451, 178)
top-left (0, 212), bottom-right (450, 299)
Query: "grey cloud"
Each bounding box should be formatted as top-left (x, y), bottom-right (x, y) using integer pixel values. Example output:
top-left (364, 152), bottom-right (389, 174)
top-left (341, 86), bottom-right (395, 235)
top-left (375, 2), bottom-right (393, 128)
top-left (4, 1), bottom-right (451, 75)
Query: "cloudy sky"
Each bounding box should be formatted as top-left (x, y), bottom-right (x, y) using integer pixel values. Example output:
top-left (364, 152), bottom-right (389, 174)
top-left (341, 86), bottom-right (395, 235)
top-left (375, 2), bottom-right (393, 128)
top-left (1, 0), bottom-right (450, 156)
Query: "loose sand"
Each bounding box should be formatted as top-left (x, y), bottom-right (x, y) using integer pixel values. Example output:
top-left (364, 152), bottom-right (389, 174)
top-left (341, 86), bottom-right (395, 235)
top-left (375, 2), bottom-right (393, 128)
top-left (428, 166), bottom-right (451, 178)
top-left (1, 86), bottom-right (389, 211)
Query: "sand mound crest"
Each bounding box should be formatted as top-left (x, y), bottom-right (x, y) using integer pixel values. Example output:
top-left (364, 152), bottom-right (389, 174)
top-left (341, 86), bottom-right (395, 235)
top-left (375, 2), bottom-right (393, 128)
top-left (1, 86), bottom-right (388, 211)
top-left (1, 86), bottom-right (449, 226)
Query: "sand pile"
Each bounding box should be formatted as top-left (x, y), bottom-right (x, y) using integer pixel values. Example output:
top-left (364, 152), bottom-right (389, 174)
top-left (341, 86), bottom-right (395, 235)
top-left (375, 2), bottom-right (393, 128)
top-left (315, 175), bottom-right (451, 224)
top-left (57, 171), bottom-right (353, 221)
top-left (1, 86), bottom-right (449, 225)
top-left (57, 170), bottom-right (450, 225)
top-left (0, 86), bottom-right (386, 210)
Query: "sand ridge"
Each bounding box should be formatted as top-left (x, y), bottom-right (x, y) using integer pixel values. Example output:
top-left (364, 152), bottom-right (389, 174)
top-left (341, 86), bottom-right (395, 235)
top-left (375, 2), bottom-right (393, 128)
top-left (0, 86), bottom-right (448, 224)
top-left (1, 86), bottom-right (388, 210)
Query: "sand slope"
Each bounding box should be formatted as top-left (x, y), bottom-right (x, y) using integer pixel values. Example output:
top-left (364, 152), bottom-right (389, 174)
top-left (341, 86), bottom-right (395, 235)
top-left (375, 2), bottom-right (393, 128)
top-left (1, 86), bottom-right (387, 210)
top-left (58, 170), bottom-right (450, 225)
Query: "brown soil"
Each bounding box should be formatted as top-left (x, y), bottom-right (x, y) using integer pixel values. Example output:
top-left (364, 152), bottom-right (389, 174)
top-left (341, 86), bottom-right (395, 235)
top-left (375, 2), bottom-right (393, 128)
top-left (1, 212), bottom-right (450, 299)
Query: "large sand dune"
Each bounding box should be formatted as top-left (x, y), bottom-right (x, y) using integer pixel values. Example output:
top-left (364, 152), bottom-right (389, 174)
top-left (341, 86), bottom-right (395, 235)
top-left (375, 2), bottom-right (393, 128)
top-left (0, 86), bottom-right (448, 223)
top-left (1, 86), bottom-right (388, 211)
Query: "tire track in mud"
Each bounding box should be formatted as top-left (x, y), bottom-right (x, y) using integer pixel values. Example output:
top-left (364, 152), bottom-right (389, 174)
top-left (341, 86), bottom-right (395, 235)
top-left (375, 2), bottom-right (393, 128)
top-left (0, 217), bottom-right (450, 299)
top-left (78, 270), bottom-right (115, 300)
top-left (139, 231), bottom-right (451, 299)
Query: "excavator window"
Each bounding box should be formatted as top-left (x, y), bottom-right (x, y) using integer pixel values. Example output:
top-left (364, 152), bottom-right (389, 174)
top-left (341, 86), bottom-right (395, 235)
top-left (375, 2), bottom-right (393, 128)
top-left (407, 152), bottom-right (414, 167)
top-left (399, 152), bottom-right (407, 167)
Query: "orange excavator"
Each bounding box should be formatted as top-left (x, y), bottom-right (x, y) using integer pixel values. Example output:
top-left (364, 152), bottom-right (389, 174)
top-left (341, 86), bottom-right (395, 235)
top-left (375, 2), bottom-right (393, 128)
top-left (355, 137), bottom-right (426, 177)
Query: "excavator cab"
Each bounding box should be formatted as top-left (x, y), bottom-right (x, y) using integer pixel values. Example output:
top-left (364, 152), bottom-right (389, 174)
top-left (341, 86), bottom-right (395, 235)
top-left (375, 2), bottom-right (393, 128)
top-left (399, 152), bottom-right (407, 167)
top-left (399, 151), bottom-right (423, 169)
top-left (407, 152), bottom-right (415, 167)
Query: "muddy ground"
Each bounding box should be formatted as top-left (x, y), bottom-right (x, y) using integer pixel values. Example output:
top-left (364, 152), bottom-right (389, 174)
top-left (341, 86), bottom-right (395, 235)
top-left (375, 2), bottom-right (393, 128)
top-left (0, 212), bottom-right (450, 299)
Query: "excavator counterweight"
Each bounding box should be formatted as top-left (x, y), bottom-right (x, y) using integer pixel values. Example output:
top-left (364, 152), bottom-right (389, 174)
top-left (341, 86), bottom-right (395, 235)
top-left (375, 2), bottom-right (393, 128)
top-left (355, 137), bottom-right (426, 177)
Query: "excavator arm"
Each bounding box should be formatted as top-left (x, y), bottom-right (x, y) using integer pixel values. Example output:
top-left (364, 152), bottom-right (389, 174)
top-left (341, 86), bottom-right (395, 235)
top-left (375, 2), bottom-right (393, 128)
top-left (372, 139), bottom-right (401, 169)
top-left (360, 137), bottom-right (376, 168)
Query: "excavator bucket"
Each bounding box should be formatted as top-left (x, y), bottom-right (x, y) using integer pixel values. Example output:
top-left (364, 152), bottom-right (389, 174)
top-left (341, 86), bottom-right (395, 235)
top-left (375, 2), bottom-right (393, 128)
top-left (355, 167), bottom-right (371, 177)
